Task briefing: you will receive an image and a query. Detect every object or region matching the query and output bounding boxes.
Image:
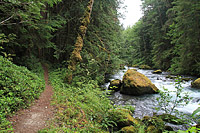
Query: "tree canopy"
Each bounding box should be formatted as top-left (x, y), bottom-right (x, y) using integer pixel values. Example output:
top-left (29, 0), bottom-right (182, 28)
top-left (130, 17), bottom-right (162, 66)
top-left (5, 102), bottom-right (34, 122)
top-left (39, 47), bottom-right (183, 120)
top-left (122, 0), bottom-right (200, 76)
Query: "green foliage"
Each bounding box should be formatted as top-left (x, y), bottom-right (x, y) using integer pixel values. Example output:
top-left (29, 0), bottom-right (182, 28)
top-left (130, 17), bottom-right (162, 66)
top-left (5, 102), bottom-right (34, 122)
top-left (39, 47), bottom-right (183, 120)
top-left (121, 21), bottom-right (153, 66)
top-left (1, 0), bottom-right (124, 82)
top-left (0, 56), bottom-right (45, 131)
top-left (191, 106), bottom-right (200, 125)
top-left (142, 116), bottom-right (165, 132)
top-left (0, 33), bottom-right (16, 60)
top-left (192, 107), bottom-right (200, 117)
top-left (122, 105), bottom-right (135, 114)
top-left (139, 65), bottom-right (151, 70)
top-left (167, 0), bottom-right (200, 76)
top-left (178, 126), bottom-right (200, 133)
top-left (0, 0), bottom-right (63, 62)
top-left (42, 68), bottom-right (116, 132)
top-left (122, 0), bottom-right (200, 76)
top-left (16, 55), bottom-right (45, 81)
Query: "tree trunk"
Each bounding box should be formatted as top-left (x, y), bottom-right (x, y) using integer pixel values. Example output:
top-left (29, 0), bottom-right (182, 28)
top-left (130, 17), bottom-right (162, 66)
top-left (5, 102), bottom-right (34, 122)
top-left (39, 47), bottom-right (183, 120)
top-left (67, 0), bottom-right (94, 83)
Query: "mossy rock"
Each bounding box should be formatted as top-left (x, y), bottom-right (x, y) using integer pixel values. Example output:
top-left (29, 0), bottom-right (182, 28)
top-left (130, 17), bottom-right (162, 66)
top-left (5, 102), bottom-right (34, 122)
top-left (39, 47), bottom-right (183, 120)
top-left (146, 125), bottom-right (160, 133)
top-left (108, 79), bottom-right (122, 91)
top-left (142, 116), bottom-right (165, 133)
top-left (131, 68), bottom-right (137, 71)
top-left (164, 125), bottom-right (174, 131)
top-left (121, 126), bottom-right (137, 133)
top-left (157, 114), bottom-right (186, 125)
top-left (191, 78), bottom-right (200, 88)
top-left (120, 64), bottom-right (126, 70)
top-left (132, 64), bottom-right (139, 67)
top-left (108, 108), bottom-right (139, 127)
top-left (152, 69), bottom-right (162, 74)
top-left (127, 64), bottom-right (132, 67)
top-left (139, 65), bottom-right (151, 70)
top-left (142, 116), bottom-right (164, 127)
top-left (120, 69), bottom-right (159, 96)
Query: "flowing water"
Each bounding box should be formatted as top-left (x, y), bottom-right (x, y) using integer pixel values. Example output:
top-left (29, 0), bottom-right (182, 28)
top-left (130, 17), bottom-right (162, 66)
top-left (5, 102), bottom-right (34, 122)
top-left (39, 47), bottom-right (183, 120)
top-left (105, 66), bottom-right (200, 130)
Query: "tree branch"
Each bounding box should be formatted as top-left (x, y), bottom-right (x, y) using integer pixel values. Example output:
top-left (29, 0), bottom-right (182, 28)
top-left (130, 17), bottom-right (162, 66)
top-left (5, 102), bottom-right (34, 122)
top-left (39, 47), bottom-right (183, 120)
top-left (0, 14), bottom-right (14, 25)
top-left (0, 20), bottom-right (29, 25)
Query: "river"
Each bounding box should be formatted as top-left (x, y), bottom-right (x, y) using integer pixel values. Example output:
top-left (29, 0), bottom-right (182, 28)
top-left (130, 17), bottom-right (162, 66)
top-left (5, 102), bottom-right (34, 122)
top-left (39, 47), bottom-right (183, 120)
top-left (105, 66), bottom-right (200, 130)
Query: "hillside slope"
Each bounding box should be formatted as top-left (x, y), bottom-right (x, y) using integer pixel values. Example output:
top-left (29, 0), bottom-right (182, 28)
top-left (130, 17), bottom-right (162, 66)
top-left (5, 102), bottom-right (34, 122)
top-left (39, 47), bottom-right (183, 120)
top-left (0, 56), bottom-right (45, 132)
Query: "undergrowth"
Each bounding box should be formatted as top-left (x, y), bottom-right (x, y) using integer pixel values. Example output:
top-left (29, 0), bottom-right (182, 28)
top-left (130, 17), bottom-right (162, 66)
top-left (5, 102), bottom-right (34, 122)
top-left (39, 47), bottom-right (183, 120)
top-left (15, 55), bottom-right (45, 81)
top-left (0, 56), bottom-right (45, 132)
top-left (40, 68), bottom-right (116, 132)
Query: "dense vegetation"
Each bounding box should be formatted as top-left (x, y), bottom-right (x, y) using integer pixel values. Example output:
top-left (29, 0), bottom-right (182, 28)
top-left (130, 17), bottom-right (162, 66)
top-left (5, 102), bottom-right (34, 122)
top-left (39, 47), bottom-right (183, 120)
top-left (40, 68), bottom-right (114, 132)
top-left (0, 0), bottom-right (124, 132)
top-left (122, 0), bottom-right (200, 76)
top-left (0, 0), bottom-right (123, 76)
top-left (1, 0), bottom-right (200, 132)
top-left (0, 56), bottom-right (44, 132)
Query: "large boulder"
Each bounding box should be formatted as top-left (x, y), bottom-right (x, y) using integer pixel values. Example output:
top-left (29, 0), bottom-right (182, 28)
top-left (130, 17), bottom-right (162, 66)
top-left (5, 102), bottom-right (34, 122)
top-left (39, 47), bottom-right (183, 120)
top-left (120, 69), bottom-right (159, 96)
top-left (108, 79), bottom-right (122, 91)
top-left (108, 108), bottom-right (139, 128)
top-left (191, 78), bottom-right (200, 88)
top-left (142, 116), bottom-right (165, 133)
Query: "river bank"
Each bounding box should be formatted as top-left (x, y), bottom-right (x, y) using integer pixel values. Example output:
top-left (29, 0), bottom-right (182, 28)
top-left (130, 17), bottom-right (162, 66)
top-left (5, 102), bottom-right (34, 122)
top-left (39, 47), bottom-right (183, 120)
top-left (105, 66), bottom-right (200, 130)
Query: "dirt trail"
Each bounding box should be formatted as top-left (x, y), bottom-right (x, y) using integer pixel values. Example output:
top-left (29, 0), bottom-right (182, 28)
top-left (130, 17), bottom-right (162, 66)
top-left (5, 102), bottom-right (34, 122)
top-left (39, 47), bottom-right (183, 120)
top-left (9, 65), bottom-right (54, 133)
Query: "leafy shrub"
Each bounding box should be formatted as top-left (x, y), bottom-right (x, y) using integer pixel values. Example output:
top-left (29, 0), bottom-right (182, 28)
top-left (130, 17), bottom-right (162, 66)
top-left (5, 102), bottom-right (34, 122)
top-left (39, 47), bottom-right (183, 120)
top-left (155, 76), bottom-right (193, 128)
top-left (15, 55), bottom-right (45, 80)
top-left (178, 126), bottom-right (200, 133)
top-left (0, 56), bottom-right (45, 131)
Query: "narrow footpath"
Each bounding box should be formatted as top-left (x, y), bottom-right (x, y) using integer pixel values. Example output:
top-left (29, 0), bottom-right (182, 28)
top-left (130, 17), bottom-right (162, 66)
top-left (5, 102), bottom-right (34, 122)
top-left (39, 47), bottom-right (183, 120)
top-left (9, 65), bottom-right (54, 133)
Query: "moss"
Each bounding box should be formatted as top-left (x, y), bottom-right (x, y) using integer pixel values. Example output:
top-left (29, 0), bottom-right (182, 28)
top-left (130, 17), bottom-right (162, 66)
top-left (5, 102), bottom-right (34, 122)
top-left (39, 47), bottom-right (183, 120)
top-left (146, 125), bottom-right (159, 133)
top-left (68, 35), bottom-right (83, 75)
top-left (68, 0), bottom-right (94, 82)
top-left (79, 25), bottom-right (87, 35)
top-left (142, 116), bottom-right (165, 132)
top-left (108, 108), bottom-right (139, 127)
top-left (181, 77), bottom-right (192, 82)
top-left (164, 125), bottom-right (174, 131)
top-left (121, 69), bottom-right (159, 95)
top-left (108, 79), bottom-right (121, 91)
top-left (142, 116), bottom-right (151, 121)
top-left (120, 64), bottom-right (125, 70)
top-left (139, 65), bottom-right (151, 70)
top-left (132, 64), bottom-right (139, 67)
top-left (157, 114), bottom-right (186, 125)
top-left (152, 69), bottom-right (162, 74)
top-left (191, 78), bottom-right (200, 88)
top-left (121, 126), bottom-right (137, 133)
top-left (131, 68), bottom-right (137, 71)
top-left (74, 35), bottom-right (83, 49)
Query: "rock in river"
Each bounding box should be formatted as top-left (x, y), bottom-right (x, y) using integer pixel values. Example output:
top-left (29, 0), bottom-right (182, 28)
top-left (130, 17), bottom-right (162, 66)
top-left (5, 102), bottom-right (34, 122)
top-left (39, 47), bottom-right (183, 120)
top-left (191, 78), bottom-right (200, 88)
top-left (120, 69), bottom-right (159, 96)
top-left (108, 79), bottom-right (122, 91)
top-left (152, 69), bottom-right (162, 74)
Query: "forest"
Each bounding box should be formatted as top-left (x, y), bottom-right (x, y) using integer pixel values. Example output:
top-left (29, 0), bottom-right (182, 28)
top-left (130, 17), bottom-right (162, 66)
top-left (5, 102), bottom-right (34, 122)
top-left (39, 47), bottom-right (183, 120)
top-left (0, 0), bottom-right (200, 132)
top-left (122, 0), bottom-right (200, 76)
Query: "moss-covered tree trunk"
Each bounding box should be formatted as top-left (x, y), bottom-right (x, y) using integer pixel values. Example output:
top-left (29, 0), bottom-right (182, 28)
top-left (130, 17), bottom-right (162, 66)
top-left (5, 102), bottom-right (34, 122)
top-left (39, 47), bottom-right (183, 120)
top-left (67, 0), bottom-right (94, 83)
